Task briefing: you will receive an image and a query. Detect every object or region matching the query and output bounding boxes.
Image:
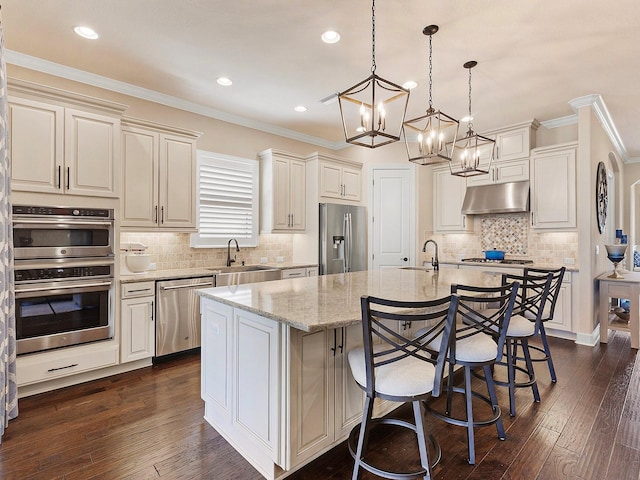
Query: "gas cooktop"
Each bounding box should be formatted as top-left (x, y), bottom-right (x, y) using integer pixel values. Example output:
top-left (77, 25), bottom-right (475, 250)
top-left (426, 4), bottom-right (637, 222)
top-left (461, 258), bottom-right (534, 265)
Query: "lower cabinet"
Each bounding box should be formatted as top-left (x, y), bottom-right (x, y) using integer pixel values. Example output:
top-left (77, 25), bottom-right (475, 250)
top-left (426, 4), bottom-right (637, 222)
top-left (288, 324), bottom-right (365, 467)
top-left (545, 272), bottom-right (573, 333)
top-left (281, 266), bottom-right (319, 279)
top-left (120, 281), bottom-right (156, 363)
top-left (17, 341), bottom-right (119, 387)
top-left (200, 298), bottom-right (387, 479)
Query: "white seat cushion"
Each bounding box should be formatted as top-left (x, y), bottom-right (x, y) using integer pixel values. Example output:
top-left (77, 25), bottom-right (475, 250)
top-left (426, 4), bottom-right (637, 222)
top-left (348, 344), bottom-right (436, 398)
top-left (523, 303), bottom-right (552, 321)
top-left (415, 327), bottom-right (498, 363)
top-left (506, 314), bottom-right (536, 337)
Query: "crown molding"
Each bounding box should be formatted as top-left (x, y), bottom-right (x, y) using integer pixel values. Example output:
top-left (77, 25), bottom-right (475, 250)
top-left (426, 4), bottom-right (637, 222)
top-left (540, 114), bottom-right (578, 129)
top-left (5, 49), bottom-right (346, 151)
top-left (569, 94), bottom-right (632, 163)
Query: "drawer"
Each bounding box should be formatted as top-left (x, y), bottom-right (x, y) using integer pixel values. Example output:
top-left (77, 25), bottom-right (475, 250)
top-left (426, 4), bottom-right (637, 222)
top-left (282, 268), bottom-right (306, 279)
top-left (603, 282), bottom-right (633, 298)
top-left (122, 281), bottom-right (155, 298)
top-left (17, 343), bottom-right (119, 386)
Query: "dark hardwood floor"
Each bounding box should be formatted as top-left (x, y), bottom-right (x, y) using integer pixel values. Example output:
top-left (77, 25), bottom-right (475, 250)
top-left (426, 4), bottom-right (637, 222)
top-left (1, 331), bottom-right (638, 480)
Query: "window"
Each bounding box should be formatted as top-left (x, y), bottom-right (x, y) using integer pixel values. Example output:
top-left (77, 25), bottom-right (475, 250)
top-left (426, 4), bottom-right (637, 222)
top-left (190, 150), bottom-right (259, 248)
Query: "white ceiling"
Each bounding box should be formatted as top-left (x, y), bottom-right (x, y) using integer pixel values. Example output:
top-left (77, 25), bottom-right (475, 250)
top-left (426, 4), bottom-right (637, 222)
top-left (4, 0), bottom-right (640, 158)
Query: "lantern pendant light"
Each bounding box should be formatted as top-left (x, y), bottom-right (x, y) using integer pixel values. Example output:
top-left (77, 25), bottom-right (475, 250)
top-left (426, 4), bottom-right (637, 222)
top-left (403, 25), bottom-right (459, 165)
top-left (450, 60), bottom-right (496, 177)
top-left (338, 0), bottom-right (410, 148)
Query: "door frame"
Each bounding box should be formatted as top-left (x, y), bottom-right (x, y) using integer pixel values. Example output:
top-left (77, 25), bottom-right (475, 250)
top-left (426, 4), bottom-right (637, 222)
top-left (368, 164), bottom-right (416, 269)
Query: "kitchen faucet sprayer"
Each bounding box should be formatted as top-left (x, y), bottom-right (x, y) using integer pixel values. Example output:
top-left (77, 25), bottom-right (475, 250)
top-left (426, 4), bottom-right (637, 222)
top-left (227, 239), bottom-right (240, 267)
top-left (422, 239), bottom-right (439, 271)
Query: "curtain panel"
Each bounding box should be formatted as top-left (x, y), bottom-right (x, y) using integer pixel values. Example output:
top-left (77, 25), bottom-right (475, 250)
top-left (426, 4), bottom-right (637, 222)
top-left (0, 10), bottom-right (19, 442)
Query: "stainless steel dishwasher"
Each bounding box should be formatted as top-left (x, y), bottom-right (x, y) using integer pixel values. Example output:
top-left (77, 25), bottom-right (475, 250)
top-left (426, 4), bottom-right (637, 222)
top-left (155, 276), bottom-right (214, 357)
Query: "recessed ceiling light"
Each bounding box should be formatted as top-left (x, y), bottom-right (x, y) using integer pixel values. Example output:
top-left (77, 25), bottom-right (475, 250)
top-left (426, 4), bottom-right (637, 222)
top-left (321, 30), bottom-right (341, 44)
top-left (403, 80), bottom-right (418, 90)
top-left (294, 105), bottom-right (308, 112)
top-left (216, 77), bottom-right (233, 86)
top-left (74, 26), bottom-right (99, 40)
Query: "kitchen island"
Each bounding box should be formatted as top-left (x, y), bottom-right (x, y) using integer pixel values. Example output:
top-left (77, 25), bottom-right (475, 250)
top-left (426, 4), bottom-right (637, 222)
top-left (197, 268), bottom-right (502, 480)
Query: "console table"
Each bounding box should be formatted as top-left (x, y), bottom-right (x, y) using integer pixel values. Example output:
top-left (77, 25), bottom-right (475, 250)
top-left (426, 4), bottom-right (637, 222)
top-left (598, 272), bottom-right (640, 349)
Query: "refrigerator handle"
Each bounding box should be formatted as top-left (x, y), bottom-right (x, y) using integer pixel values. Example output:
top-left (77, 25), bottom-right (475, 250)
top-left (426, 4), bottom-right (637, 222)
top-left (344, 213), bottom-right (352, 273)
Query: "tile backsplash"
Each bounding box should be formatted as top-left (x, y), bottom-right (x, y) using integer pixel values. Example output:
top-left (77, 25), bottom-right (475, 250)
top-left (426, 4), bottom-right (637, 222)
top-left (429, 213), bottom-right (578, 266)
top-left (120, 232), bottom-right (293, 271)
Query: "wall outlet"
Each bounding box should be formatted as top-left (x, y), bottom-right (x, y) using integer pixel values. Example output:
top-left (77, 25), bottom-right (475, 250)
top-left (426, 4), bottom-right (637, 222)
top-left (563, 258), bottom-right (575, 265)
top-left (276, 256), bottom-right (284, 263)
top-left (148, 263), bottom-right (157, 271)
top-left (260, 257), bottom-right (268, 264)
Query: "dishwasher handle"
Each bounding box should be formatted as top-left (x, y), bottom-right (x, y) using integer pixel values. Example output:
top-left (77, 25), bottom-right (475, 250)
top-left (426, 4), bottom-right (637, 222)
top-left (159, 281), bottom-right (213, 291)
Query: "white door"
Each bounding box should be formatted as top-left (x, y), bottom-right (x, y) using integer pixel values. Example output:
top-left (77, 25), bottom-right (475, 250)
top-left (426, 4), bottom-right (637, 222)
top-left (371, 167), bottom-right (414, 269)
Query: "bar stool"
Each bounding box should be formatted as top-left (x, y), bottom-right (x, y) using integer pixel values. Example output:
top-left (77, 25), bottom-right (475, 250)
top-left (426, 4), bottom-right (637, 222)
top-left (496, 272), bottom-right (553, 416)
top-left (421, 281), bottom-right (519, 465)
top-left (523, 266), bottom-right (566, 382)
top-left (347, 294), bottom-right (459, 480)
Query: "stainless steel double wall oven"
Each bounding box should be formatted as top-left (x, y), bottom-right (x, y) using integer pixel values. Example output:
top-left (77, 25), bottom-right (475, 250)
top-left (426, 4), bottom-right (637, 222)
top-left (13, 205), bottom-right (115, 355)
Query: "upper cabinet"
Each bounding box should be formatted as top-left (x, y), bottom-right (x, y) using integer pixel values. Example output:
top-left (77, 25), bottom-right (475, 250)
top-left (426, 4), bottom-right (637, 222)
top-left (433, 165), bottom-right (471, 232)
top-left (259, 149), bottom-right (307, 232)
top-left (8, 80), bottom-right (127, 198)
top-left (120, 118), bottom-right (201, 231)
top-left (306, 152), bottom-right (363, 204)
top-left (466, 121), bottom-right (539, 187)
top-left (530, 142), bottom-right (577, 230)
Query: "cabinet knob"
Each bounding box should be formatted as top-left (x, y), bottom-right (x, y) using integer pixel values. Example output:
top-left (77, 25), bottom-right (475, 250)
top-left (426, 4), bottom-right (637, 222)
top-left (402, 257), bottom-right (408, 262)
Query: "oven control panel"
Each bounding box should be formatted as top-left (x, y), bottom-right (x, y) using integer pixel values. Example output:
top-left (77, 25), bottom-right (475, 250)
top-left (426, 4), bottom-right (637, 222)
top-left (15, 265), bottom-right (113, 282)
top-left (12, 205), bottom-right (113, 219)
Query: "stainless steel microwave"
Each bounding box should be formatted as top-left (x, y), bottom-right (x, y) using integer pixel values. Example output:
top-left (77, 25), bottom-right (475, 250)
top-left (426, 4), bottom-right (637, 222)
top-left (12, 205), bottom-right (114, 260)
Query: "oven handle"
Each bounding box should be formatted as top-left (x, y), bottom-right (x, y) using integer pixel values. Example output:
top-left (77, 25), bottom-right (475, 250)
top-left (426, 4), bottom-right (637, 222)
top-left (13, 219), bottom-right (113, 227)
top-left (16, 280), bottom-right (113, 294)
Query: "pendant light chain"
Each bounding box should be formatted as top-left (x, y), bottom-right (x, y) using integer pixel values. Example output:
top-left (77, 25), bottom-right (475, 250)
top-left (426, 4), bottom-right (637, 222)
top-left (467, 66), bottom-right (473, 132)
top-left (370, 0), bottom-right (376, 74)
top-left (428, 33), bottom-right (433, 111)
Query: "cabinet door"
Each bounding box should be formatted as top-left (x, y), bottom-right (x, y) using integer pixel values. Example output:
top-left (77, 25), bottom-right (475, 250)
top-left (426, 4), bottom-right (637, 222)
top-left (288, 328), bottom-right (334, 468)
top-left (234, 310), bottom-right (282, 462)
top-left (306, 267), bottom-right (319, 277)
top-left (201, 299), bottom-right (234, 421)
top-left (158, 133), bottom-right (196, 228)
top-left (545, 277), bottom-right (572, 333)
top-left (434, 167), bottom-right (468, 232)
top-left (272, 156), bottom-right (292, 230)
top-left (121, 127), bottom-right (159, 227)
top-left (289, 159), bottom-right (306, 230)
top-left (334, 325), bottom-right (365, 440)
top-left (9, 97), bottom-right (63, 194)
top-left (65, 108), bottom-right (119, 197)
top-left (342, 166), bottom-right (362, 202)
top-left (496, 159), bottom-right (529, 183)
top-left (496, 127), bottom-right (530, 161)
top-left (531, 147), bottom-right (576, 229)
top-left (319, 162), bottom-right (343, 199)
top-left (121, 296), bottom-right (155, 363)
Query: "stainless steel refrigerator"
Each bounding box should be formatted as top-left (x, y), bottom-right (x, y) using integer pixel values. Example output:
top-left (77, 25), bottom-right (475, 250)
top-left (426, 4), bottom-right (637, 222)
top-left (319, 203), bottom-right (367, 275)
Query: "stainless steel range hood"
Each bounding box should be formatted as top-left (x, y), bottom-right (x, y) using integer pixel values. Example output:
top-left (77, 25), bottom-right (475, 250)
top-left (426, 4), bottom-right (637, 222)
top-left (461, 181), bottom-right (530, 215)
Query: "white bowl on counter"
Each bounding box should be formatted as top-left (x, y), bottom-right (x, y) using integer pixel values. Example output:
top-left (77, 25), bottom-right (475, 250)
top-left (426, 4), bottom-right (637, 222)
top-left (125, 253), bottom-right (151, 273)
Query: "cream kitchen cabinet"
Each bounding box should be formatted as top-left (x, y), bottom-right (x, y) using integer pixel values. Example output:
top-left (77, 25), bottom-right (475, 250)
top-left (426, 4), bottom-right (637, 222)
top-left (466, 121), bottom-right (538, 187)
top-left (8, 91), bottom-right (124, 198)
top-left (318, 158), bottom-right (362, 202)
top-left (281, 266), bottom-right (319, 279)
top-left (259, 149), bottom-right (307, 232)
top-left (433, 165), bottom-right (470, 232)
top-left (120, 281), bottom-right (155, 363)
top-left (530, 142), bottom-right (577, 230)
top-left (544, 272), bottom-right (573, 333)
top-left (288, 324), bottom-right (365, 467)
top-left (121, 118), bottom-right (201, 230)
top-left (200, 298), bottom-right (388, 478)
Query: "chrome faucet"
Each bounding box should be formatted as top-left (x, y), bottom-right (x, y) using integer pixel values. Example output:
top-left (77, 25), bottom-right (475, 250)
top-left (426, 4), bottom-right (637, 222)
top-left (422, 239), bottom-right (439, 271)
top-left (227, 239), bottom-right (240, 267)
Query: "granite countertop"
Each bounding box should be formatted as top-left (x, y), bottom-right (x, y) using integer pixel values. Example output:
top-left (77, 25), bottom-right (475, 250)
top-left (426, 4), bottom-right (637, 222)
top-left (197, 268), bottom-right (505, 332)
top-left (440, 259), bottom-right (579, 272)
top-left (119, 262), bottom-right (318, 284)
